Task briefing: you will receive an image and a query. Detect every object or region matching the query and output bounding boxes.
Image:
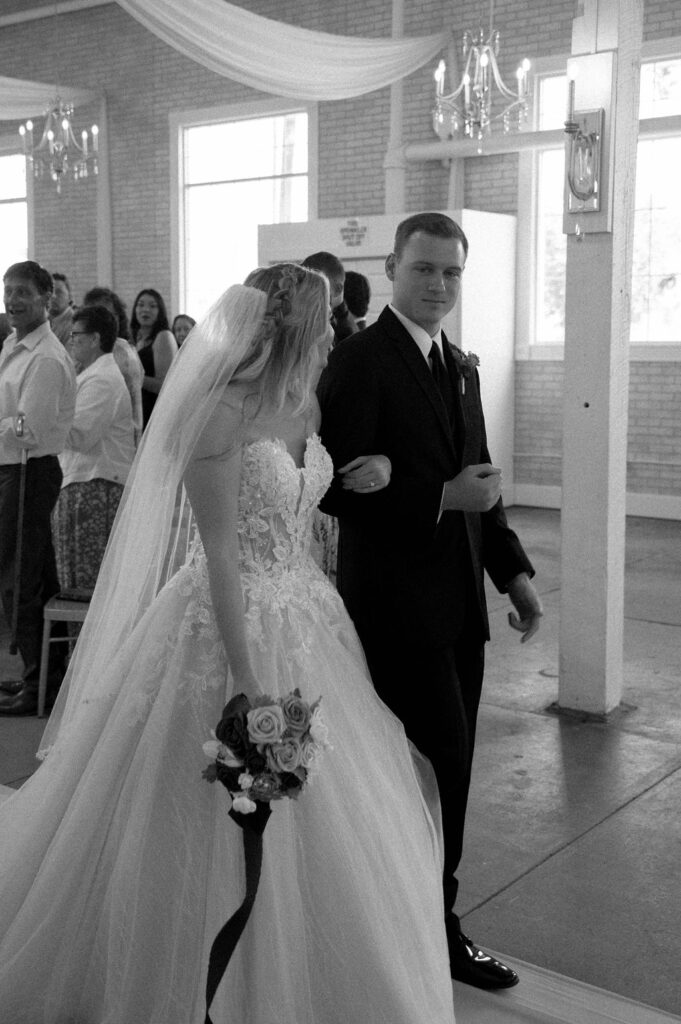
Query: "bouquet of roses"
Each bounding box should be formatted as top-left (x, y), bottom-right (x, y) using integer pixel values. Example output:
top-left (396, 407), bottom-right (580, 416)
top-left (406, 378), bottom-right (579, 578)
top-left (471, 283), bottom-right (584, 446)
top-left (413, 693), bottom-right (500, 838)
top-left (202, 689), bottom-right (329, 814)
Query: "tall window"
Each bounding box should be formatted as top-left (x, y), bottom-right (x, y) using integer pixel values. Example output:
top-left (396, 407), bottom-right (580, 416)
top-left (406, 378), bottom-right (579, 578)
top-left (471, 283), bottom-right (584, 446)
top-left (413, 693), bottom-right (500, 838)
top-left (178, 108), bottom-right (310, 317)
top-left (0, 152), bottom-right (28, 274)
top-left (531, 56), bottom-right (681, 347)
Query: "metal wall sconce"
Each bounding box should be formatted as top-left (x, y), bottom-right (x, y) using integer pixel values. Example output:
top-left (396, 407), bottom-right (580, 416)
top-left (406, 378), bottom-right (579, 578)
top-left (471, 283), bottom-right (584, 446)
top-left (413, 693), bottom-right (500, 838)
top-left (564, 77), bottom-right (604, 214)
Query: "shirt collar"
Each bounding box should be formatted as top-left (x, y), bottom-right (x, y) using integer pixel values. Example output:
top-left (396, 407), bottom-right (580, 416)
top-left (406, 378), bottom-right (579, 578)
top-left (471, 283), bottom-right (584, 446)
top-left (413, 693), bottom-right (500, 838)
top-left (78, 351), bottom-right (113, 380)
top-left (2, 319), bottom-right (53, 354)
top-left (388, 304), bottom-right (443, 363)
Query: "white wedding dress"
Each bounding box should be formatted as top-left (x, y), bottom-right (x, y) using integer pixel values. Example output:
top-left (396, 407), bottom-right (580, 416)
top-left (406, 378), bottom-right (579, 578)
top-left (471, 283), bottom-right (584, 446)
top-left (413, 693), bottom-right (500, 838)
top-left (0, 434), bottom-right (455, 1024)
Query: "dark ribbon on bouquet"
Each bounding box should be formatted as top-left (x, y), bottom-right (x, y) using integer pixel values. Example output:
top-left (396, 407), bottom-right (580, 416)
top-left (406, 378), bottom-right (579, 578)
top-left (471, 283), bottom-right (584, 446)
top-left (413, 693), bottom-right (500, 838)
top-left (205, 801), bottom-right (272, 1024)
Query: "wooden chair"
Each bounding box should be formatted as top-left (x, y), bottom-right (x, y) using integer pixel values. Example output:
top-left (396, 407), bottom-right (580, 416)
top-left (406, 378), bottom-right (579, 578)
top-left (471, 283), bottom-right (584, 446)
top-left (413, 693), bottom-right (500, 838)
top-left (38, 595), bottom-right (91, 717)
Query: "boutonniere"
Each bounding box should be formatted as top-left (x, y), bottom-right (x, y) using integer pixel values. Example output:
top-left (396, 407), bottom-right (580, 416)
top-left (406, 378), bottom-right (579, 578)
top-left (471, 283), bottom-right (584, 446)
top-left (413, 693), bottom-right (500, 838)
top-left (449, 348), bottom-right (480, 395)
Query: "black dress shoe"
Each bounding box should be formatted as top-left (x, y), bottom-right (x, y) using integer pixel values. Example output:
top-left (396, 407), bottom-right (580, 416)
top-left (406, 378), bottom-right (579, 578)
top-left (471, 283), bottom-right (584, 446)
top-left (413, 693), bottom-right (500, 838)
top-left (0, 686), bottom-right (39, 716)
top-left (447, 927), bottom-right (519, 990)
top-left (0, 679), bottom-right (24, 696)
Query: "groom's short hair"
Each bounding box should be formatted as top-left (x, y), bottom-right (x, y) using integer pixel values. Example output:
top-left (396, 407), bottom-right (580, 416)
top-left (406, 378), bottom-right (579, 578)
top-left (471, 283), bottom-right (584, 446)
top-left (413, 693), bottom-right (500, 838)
top-left (393, 213), bottom-right (468, 260)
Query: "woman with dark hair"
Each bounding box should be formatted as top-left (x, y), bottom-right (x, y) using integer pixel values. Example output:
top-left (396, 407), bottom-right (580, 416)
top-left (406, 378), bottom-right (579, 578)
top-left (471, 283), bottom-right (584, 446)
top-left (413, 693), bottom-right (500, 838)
top-left (130, 287), bottom-right (177, 427)
top-left (83, 286), bottom-right (143, 442)
top-left (171, 312), bottom-right (196, 347)
top-left (54, 305), bottom-right (135, 595)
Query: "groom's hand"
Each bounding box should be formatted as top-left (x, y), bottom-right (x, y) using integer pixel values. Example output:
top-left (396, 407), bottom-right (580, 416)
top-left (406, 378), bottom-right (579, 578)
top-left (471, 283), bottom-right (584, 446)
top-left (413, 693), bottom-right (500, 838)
top-left (442, 463), bottom-right (502, 512)
top-left (507, 573), bottom-right (543, 643)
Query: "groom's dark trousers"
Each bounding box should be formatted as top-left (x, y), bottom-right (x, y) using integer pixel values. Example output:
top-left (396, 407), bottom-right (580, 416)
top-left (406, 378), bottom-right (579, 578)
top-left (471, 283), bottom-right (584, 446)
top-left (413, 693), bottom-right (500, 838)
top-left (318, 307), bottom-right (534, 923)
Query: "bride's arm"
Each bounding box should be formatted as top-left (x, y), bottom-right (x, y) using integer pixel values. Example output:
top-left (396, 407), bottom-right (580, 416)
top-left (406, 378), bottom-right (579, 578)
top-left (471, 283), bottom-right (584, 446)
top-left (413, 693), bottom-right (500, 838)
top-left (183, 406), bottom-right (259, 698)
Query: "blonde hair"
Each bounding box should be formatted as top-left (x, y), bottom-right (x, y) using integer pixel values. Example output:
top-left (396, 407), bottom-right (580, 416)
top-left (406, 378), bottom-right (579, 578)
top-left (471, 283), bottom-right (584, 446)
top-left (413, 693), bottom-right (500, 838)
top-left (238, 263), bottom-right (330, 416)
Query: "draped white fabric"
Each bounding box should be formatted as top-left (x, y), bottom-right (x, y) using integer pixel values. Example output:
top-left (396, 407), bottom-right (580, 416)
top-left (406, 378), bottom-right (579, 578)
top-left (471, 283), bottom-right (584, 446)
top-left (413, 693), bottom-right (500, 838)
top-left (116, 0), bottom-right (451, 100)
top-left (0, 76), bottom-right (98, 120)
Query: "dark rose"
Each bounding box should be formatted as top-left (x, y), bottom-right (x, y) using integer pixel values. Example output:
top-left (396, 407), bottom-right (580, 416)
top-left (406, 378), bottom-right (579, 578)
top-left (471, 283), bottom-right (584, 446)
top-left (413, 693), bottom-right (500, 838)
top-left (244, 748), bottom-right (267, 774)
top-left (215, 693), bottom-right (251, 759)
top-left (279, 769), bottom-right (306, 797)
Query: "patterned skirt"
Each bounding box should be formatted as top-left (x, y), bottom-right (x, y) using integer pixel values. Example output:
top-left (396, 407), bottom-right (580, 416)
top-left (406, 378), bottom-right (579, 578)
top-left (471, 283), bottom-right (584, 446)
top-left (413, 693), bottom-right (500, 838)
top-left (52, 479), bottom-right (124, 594)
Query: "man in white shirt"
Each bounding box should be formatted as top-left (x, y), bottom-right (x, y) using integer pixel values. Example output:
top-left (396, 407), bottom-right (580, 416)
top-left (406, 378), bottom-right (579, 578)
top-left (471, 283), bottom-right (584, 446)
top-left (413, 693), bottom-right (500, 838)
top-left (0, 261), bottom-right (76, 716)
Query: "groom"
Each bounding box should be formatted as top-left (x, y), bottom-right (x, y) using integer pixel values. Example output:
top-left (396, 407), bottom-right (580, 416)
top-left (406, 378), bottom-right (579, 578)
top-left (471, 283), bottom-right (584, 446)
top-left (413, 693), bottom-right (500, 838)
top-left (317, 212), bottom-right (542, 990)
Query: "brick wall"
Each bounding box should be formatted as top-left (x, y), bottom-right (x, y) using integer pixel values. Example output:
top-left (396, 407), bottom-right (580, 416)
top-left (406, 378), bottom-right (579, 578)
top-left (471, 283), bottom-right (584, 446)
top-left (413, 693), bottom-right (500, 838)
top-left (1, 0), bottom-right (680, 505)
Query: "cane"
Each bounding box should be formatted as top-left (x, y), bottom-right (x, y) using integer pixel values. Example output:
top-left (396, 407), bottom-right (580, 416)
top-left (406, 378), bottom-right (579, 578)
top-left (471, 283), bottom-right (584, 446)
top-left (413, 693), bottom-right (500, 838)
top-left (9, 413), bottom-right (27, 656)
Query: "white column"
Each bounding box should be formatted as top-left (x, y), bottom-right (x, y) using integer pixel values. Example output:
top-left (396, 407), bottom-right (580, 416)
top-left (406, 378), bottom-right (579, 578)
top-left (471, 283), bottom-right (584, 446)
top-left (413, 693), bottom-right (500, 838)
top-left (558, 0), bottom-right (643, 714)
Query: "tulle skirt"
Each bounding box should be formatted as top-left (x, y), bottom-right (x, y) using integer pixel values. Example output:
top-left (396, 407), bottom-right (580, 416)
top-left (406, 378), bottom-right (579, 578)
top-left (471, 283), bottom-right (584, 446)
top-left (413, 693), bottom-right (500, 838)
top-left (0, 554), bottom-right (455, 1024)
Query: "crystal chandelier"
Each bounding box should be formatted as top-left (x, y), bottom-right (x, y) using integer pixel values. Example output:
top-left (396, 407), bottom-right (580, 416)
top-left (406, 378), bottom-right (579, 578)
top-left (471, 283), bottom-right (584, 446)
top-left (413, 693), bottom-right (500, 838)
top-left (19, 97), bottom-right (98, 194)
top-left (432, 2), bottom-right (531, 142)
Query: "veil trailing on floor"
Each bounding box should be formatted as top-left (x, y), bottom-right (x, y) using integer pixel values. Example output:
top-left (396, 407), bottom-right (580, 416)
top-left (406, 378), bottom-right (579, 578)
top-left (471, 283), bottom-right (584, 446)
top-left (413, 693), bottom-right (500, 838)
top-left (39, 284), bottom-right (268, 757)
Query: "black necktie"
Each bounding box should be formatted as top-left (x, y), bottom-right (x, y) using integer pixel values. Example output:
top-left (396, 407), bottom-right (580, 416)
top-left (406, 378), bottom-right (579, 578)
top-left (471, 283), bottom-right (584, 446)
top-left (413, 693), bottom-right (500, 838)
top-left (430, 340), bottom-right (454, 412)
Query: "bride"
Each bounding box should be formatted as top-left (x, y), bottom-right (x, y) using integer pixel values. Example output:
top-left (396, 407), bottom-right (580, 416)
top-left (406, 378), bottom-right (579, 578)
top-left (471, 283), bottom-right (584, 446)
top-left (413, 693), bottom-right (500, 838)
top-left (0, 264), bottom-right (455, 1024)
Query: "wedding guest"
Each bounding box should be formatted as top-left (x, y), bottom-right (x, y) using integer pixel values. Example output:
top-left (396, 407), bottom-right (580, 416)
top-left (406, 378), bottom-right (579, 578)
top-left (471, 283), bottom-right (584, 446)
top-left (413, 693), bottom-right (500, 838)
top-left (0, 261), bottom-right (76, 716)
top-left (301, 251), bottom-right (357, 343)
top-left (344, 270), bottom-right (371, 331)
top-left (49, 271), bottom-right (74, 346)
top-left (54, 304), bottom-right (135, 596)
top-left (171, 313), bottom-right (196, 347)
top-left (83, 286), bottom-right (144, 442)
top-left (130, 287), bottom-right (177, 428)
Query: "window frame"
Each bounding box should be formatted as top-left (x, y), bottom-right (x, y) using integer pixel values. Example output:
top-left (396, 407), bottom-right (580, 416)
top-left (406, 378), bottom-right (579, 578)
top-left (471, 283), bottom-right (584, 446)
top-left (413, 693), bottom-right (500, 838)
top-left (0, 131), bottom-right (33, 264)
top-left (516, 38), bottom-right (681, 363)
top-left (169, 98), bottom-right (318, 319)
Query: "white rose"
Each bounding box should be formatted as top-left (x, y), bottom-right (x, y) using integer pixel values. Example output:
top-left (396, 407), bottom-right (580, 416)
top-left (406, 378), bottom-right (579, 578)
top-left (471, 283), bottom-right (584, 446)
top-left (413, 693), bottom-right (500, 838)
top-left (309, 707), bottom-right (330, 748)
top-left (232, 794), bottom-right (257, 814)
top-left (238, 772), bottom-right (254, 790)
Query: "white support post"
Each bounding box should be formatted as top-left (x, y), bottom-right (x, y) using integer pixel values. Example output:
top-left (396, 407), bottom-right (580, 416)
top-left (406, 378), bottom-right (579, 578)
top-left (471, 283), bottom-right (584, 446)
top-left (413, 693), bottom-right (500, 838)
top-left (558, 0), bottom-right (643, 715)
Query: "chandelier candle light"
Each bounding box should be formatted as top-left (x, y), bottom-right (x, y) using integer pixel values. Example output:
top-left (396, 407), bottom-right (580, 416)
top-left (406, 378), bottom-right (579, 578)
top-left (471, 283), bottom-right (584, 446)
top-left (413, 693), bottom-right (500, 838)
top-left (19, 98), bottom-right (98, 193)
top-left (432, 0), bottom-right (531, 142)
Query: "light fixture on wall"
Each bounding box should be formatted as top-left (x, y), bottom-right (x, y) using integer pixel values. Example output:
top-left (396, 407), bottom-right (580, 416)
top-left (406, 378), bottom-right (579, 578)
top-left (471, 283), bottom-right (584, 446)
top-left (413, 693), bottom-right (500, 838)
top-left (18, 98), bottom-right (98, 194)
top-left (432, 1), bottom-right (531, 141)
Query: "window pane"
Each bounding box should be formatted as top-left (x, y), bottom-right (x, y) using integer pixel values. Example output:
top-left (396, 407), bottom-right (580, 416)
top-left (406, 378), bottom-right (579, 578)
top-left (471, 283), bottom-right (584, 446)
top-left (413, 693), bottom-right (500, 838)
top-left (184, 176), bottom-right (308, 316)
top-left (535, 149), bottom-right (566, 343)
top-left (538, 75), bottom-right (566, 130)
top-left (631, 137), bottom-right (681, 341)
top-left (639, 58), bottom-right (681, 118)
top-left (0, 153), bottom-right (26, 201)
top-left (182, 110), bottom-right (309, 317)
top-left (184, 113), bottom-right (308, 185)
top-left (0, 201), bottom-right (28, 273)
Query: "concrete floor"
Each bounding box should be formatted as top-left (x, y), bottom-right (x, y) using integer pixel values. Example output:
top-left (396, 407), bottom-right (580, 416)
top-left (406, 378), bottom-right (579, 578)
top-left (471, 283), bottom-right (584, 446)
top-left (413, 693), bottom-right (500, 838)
top-left (459, 508), bottom-right (681, 1017)
top-left (1, 508), bottom-right (680, 1017)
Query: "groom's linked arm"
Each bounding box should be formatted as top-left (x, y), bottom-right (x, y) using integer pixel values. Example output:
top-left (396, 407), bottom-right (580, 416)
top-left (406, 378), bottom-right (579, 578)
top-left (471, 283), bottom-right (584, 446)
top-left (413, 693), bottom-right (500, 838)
top-left (317, 340), bottom-right (443, 537)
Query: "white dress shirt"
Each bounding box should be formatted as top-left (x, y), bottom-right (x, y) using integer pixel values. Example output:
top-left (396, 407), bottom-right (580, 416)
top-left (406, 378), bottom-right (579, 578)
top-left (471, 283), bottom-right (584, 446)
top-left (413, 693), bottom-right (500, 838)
top-left (0, 321), bottom-right (76, 464)
top-left (388, 304), bottom-right (445, 364)
top-left (59, 352), bottom-right (135, 488)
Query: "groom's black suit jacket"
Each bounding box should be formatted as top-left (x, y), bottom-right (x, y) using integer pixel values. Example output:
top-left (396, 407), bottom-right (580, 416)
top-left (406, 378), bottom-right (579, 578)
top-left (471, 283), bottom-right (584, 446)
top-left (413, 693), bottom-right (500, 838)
top-left (317, 306), bottom-right (534, 653)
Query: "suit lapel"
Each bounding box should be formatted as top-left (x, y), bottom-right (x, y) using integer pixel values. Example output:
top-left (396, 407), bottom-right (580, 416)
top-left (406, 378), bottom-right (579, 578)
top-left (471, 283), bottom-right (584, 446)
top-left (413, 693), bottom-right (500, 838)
top-left (442, 334), bottom-right (467, 452)
top-left (379, 308), bottom-right (456, 458)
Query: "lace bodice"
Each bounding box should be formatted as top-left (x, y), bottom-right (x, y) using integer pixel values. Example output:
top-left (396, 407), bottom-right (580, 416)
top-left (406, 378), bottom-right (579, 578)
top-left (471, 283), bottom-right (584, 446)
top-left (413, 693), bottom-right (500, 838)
top-left (237, 433), bottom-right (332, 572)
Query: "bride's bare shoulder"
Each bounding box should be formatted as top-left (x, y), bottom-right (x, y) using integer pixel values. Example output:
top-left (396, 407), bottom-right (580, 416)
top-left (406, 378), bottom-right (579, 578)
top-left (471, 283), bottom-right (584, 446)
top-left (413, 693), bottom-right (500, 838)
top-left (191, 384), bottom-right (254, 461)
